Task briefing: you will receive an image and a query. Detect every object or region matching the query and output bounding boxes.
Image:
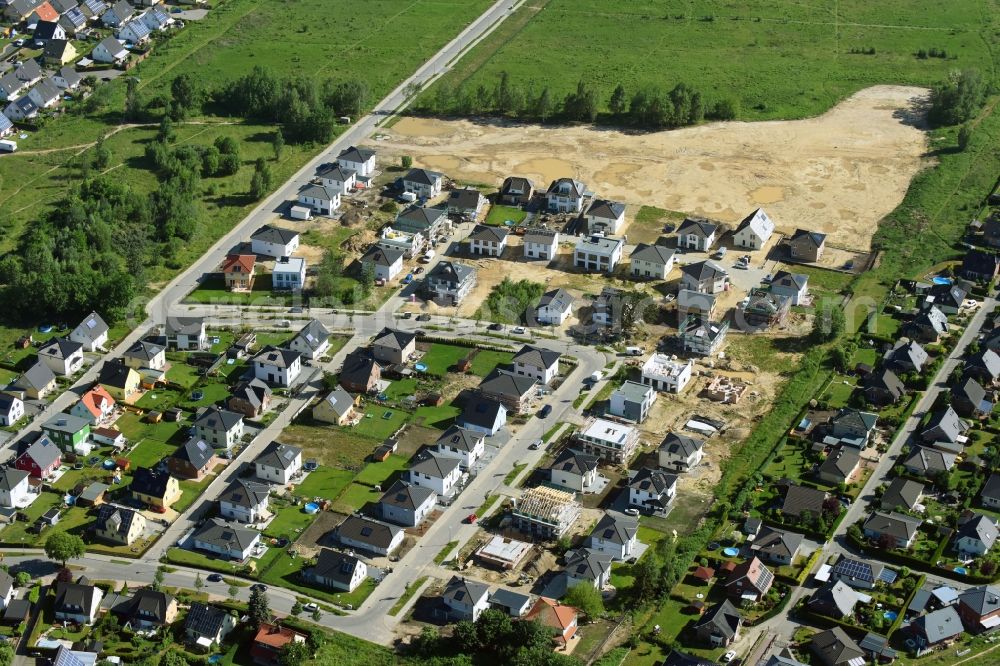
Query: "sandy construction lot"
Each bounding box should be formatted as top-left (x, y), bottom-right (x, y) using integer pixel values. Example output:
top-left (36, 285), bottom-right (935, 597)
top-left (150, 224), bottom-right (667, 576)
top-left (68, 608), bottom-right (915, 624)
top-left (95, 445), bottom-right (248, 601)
top-left (371, 86), bottom-right (930, 251)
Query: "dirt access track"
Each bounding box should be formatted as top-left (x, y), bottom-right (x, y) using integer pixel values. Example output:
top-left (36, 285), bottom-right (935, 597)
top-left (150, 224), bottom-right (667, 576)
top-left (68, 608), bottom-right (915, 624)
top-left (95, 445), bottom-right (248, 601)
top-left (372, 85), bottom-right (930, 252)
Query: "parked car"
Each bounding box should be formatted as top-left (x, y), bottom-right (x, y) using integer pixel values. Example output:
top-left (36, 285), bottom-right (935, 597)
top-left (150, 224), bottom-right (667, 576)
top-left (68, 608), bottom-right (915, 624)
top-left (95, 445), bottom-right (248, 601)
top-left (402, 312), bottom-right (412, 319)
top-left (624, 508), bottom-right (640, 516)
top-left (722, 651), bottom-right (737, 664)
top-left (538, 404), bottom-right (552, 418)
top-left (464, 513), bottom-right (477, 524)
top-left (511, 326), bottom-right (526, 335)
top-left (251, 583), bottom-right (267, 592)
top-left (207, 574), bottom-right (223, 583)
top-left (414, 266), bottom-right (424, 274)
top-left (416, 314), bottom-right (431, 321)
top-left (303, 603), bottom-right (319, 613)
top-left (488, 323), bottom-right (503, 331)
top-left (529, 440), bottom-right (542, 450)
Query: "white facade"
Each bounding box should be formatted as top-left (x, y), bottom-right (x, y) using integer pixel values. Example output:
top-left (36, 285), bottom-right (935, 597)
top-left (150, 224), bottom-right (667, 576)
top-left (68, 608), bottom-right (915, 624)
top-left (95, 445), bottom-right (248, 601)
top-left (379, 227), bottom-right (424, 258)
top-left (194, 529), bottom-right (260, 562)
top-left (338, 148), bottom-right (376, 177)
top-left (513, 355), bottom-right (559, 385)
top-left (252, 351), bottom-right (302, 387)
top-left (319, 169), bottom-right (357, 195)
top-left (272, 256), bottom-right (306, 291)
top-left (255, 448), bottom-right (302, 485)
top-left (407, 456), bottom-right (462, 497)
top-left (470, 233), bottom-right (507, 257)
top-left (39, 342), bottom-right (84, 377)
top-left (297, 186), bottom-right (341, 215)
top-left (640, 354), bottom-right (693, 393)
top-left (733, 208), bottom-right (775, 250)
top-left (219, 494), bottom-right (268, 524)
top-left (574, 236), bottom-right (624, 273)
top-left (0, 471), bottom-right (31, 508)
top-left (434, 434), bottom-right (486, 470)
top-left (0, 397), bottom-right (24, 427)
top-left (250, 231), bottom-right (299, 258)
top-left (524, 232), bottom-right (559, 261)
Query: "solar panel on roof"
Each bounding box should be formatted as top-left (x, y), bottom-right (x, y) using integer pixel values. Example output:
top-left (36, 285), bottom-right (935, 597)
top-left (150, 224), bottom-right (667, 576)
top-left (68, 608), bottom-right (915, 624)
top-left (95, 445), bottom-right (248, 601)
top-left (835, 559), bottom-right (873, 580)
top-left (86, 318), bottom-right (96, 328)
top-left (879, 568), bottom-right (898, 584)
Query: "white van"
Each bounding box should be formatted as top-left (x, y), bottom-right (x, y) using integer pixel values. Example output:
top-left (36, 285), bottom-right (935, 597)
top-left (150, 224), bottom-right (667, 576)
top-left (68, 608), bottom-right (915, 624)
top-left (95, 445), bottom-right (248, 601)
top-left (0, 140), bottom-right (18, 153)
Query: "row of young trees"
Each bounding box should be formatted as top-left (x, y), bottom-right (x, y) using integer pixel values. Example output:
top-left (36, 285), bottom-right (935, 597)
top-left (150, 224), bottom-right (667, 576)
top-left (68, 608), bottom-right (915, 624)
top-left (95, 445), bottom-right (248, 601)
top-left (413, 73), bottom-right (739, 128)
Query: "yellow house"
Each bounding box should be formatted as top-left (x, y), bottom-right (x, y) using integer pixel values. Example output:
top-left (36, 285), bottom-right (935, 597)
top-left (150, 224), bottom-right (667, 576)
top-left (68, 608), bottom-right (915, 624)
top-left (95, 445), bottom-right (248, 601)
top-left (93, 505), bottom-right (146, 545)
top-left (130, 467), bottom-right (181, 509)
top-left (43, 40), bottom-right (77, 66)
top-left (312, 387), bottom-right (359, 426)
top-left (98, 360), bottom-right (142, 402)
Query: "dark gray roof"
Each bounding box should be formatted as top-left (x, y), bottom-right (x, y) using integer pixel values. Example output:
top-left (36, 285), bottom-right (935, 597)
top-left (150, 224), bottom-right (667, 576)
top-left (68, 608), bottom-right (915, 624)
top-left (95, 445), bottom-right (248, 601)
top-left (958, 584), bottom-right (1000, 617)
top-left (14, 361), bottom-right (56, 392)
top-left (863, 511), bottom-right (921, 542)
top-left (501, 176), bottom-right (533, 194)
top-left (681, 260), bottom-right (727, 282)
top-left (336, 515), bottom-right (401, 549)
top-left (184, 602), bottom-right (230, 640)
top-left (193, 518), bottom-right (259, 552)
top-left (537, 288), bottom-right (573, 311)
top-left (72, 312), bottom-right (108, 343)
top-left (810, 627), bottom-right (864, 666)
top-left (967, 348), bottom-right (1000, 380)
top-left (396, 205), bottom-right (447, 229)
top-left (751, 526), bottom-right (804, 560)
top-left (165, 316), bottom-right (205, 337)
top-left (693, 599), bottom-right (741, 641)
top-left (817, 446), bottom-right (860, 481)
top-left (320, 387), bottom-right (354, 417)
top-left (449, 187), bottom-right (483, 209)
top-left (864, 367), bottom-right (904, 400)
top-left (523, 228), bottom-right (557, 245)
top-left (194, 406), bottom-right (243, 433)
top-left (316, 164), bottom-right (355, 181)
top-left (469, 224), bottom-right (509, 243)
top-left (885, 339), bottom-right (928, 371)
top-left (0, 468), bottom-right (28, 492)
top-left (39, 337), bottom-right (82, 361)
top-left (629, 467), bottom-right (677, 495)
top-left (630, 243), bottom-right (674, 265)
top-left (458, 398), bottom-right (505, 429)
top-left (489, 588), bottom-right (531, 611)
top-left (780, 484), bottom-right (827, 517)
top-left (337, 145), bottom-right (375, 163)
top-left (921, 406), bottom-right (968, 443)
top-left (956, 514), bottom-right (999, 550)
top-left (564, 547), bottom-right (612, 582)
top-left (112, 589), bottom-right (174, 624)
top-left (361, 245), bottom-right (404, 267)
top-left (547, 178), bottom-right (585, 198)
top-left (298, 183), bottom-right (338, 201)
top-left (251, 225), bottom-right (298, 246)
top-left (904, 446), bottom-right (956, 474)
top-left (913, 605), bottom-right (962, 644)
top-left (426, 260), bottom-right (475, 287)
top-left (771, 271), bottom-right (808, 291)
top-left (219, 479), bottom-right (270, 509)
top-left (252, 345), bottom-right (301, 369)
top-left (434, 425), bottom-right (483, 453)
top-left (373, 327), bottom-right (415, 351)
top-left (808, 580), bottom-right (860, 617)
top-left (256, 442), bottom-right (301, 470)
top-left (293, 319), bottom-right (330, 351)
top-left (172, 437), bottom-right (215, 469)
top-left (340, 352), bottom-right (381, 386)
top-left (379, 479), bottom-right (435, 510)
top-left (790, 228), bottom-right (826, 247)
top-left (478, 369), bottom-right (537, 399)
top-left (586, 199), bottom-right (625, 219)
top-left (512, 344), bottom-right (560, 369)
top-left (589, 511), bottom-right (638, 546)
top-left (54, 581), bottom-right (100, 615)
top-left (123, 339), bottom-right (164, 362)
top-left (954, 377), bottom-right (987, 408)
top-left (308, 548), bottom-right (364, 586)
top-left (404, 168), bottom-right (442, 186)
top-left (881, 478), bottom-right (924, 511)
top-left (98, 360), bottom-right (135, 389)
top-left (659, 432), bottom-right (704, 458)
top-left (43, 413), bottom-right (89, 435)
top-left (94, 505), bottom-right (139, 539)
top-left (982, 473), bottom-right (1000, 502)
top-left (230, 378), bottom-right (271, 409)
top-left (677, 217), bottom-right (718, 238)
top-left (409, 452), bottom-right (459, 479)
top-left (130, 467), bottom-right (175, 499)
top-left (548, 449), bottom-right (599, 476)
top-left (443, 575), bottom-right (489, 605)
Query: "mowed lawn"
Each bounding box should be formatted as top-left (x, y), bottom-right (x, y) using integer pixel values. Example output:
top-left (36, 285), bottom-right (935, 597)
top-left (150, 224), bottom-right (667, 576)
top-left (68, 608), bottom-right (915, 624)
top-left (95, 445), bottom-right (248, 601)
top-left (423, 0), bottom-right (993, 121)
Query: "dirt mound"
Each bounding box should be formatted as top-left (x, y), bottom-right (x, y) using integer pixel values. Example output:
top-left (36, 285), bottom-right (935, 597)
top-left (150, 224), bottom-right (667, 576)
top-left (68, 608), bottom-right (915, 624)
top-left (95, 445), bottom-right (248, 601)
top-left (343, 229), bottom-right (378, 254)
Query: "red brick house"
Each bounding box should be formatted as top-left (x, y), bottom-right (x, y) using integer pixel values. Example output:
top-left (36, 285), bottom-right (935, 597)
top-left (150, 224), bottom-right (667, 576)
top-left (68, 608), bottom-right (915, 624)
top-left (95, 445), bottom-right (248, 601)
top-left (166, 437), bottom-right (219, 481)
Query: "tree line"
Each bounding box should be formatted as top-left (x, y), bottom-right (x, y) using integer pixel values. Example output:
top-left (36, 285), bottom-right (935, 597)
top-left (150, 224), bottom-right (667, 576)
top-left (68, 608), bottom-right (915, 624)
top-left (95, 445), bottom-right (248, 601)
top-left (412, 73), bottom-right (739, 128)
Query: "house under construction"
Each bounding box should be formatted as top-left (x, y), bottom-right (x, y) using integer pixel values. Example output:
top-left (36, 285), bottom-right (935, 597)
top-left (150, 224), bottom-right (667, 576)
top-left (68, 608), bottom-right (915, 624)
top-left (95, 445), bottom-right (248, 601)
top-left (701, 375), bottom-right (748, 404)
top-left (511, 486), bottom-right (581, 540)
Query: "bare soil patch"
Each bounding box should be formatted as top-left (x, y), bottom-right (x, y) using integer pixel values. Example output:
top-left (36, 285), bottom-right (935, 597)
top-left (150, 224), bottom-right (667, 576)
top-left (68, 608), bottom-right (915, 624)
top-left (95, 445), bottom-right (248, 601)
top-left (372, 86), bottom-right (929, 251)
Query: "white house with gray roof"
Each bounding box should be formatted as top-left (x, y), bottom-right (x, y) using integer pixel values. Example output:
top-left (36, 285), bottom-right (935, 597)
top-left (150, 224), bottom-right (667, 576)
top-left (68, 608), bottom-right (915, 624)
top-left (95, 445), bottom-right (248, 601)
top-left (193, 407), bottom-right (244, 451)
top-left (394, 205), bottom-right (448, 237)
top-left (630, 243), bottom-right (676, 279)
top-left (433, 425), bottom-right (485, 469)
top-left (297, 183), bottom-right (340, 215)
top-left (628, 467), bottom-right (677, 514)
top-left (288, 319), bottom-right (331, 360)
top-left (442, 576), bottom-right (491, 622)
top-left (770, 271), bottom-right (810, 306)
top-left (192, 518), bottom-right (261, 561)
top-left (360, 245), bottom-right (404, 281)
top-left (378, 480), bottom-right (436, 527)
top-left (407, 452), bottom-right (462, 497)
top-left (680, 260), bottom-right (729, 294)
top-left (469, 225), bottom-right (508, 257)
top-left (546, 178), bottom-right (586, 213)
top-left (609, 381), bottom-right (656, 423)
top-left (545, 449), bottom-right (600, 493)
top-left (250, 226), bottom-right (299, 258)
top-left (334, 515), bottom-right (403, 556)
top-left (255, 441), bottom-right (302, 485)
top-left (164, 316), bottom-right (207, 350)
top-left (0, 395), bottom-right (24, 429)
top-left (304, 549), bottom-right (368, 593)
top-left (585, 199), bottom-right (626, 234)
top-left (534, 288), bottom-right (573, 325)
top-left (512, 344), bottom-right (560, 385)
top-left (218, 479), bottom-right (270, 524)
top-left (677, 217), bottom-right (718, 251)
top-left (337, 146), bottom-right (376, 177)
top-left (523, 228), bottom-right (559, 261)
top-left (316, 164), bottom-right (356, 195)
top-left (90, 36), bottom-right (128, 65)
top-left (955, 514), bottom-right (999, 556)
top-left (402, 168), bottom-right (443, 198)
top-left (587, 511), bottom-right (638, 560)
top-left (38, 338), bottom-right (84, 376)
top-left (732, 208), bottom-right (775, 250)
top-left (423, 260), bottom-right (476, 305)
top-left (574, 235), bottom-right (623, 273)
top-left (251, 346), bottom-right (301, 387)
top-left (658, 432), bottom-right (705, 472)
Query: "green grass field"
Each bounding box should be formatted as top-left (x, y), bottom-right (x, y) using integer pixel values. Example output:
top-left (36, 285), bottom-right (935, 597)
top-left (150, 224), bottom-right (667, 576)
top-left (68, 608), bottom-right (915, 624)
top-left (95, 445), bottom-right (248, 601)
top-left (484, 205), bottom-right (527, 226)
top-left (421, 0), bottom-right (995, 122)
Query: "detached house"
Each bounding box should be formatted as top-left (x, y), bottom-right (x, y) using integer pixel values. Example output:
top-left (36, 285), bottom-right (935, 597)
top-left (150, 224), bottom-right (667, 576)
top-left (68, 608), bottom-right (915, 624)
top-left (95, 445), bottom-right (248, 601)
top-left (288, 319), bottom-right (331, 360)
top-left (903, 446), bottom-right (956, 477)
top-left (0, 395), bottom-right (24, 428)
top-left (312, 387), bottom-right (357, 426)
top-left (250, 226), bottom-right (299, 259)
top-left (512, 486), bottom-right (581, 539)
top-left (630, 243), bottom-right (675, 279)
top-left (587, 511), bottom-right (638, 561)
top-left (966, 349), bottom-right (1000, 385)
top-left (457, 397), bottom-right (507, 436)
top-left (499, 176), bottom-right (533, 205)
top-left (585, 199), bottom-right (626, 234)
top-left (881, 478), bottom-right (925, 512)
top-left (816, 446), bottom-right (861, 486)
top-left (194, 407), bottom-right (244, 451)
top-left (640, 354), bottom-right (693, 393)
top-left (694, 601), bottom-right (742, 648)
top-left (116, 17), bottom-right (150, 45)
top-left (904, 306), bottom-right (949, 343)
top-left (184, 603), bottom-right (237, 652)
top-left (658, 432), bottom-right (705, 472)
top-left (361, 245), bottom-right (404, 282)
top-left (402, 168), bottom-right (443, 199)
top-left (863, 511), bottom-right (921, 549)
top-left (829, 408), bottom-right (878, 448)
top-left (726, 557), bottom-right (774, 604)
top-left (546, 449), bottom-right (600, 493)
top-left (219, 479), bottom-right (270, 524)
top-left (251, 346), bottom-right (302, 387)
top-left (101, 0), bottom-right (133, 25)
top-left (884, 339), bottom-right (928, 374)
top-left (122, 340), bottom-right (166, 372)
top-left (524, 597), bottom-right (578, 645)
top-left (677, 217), bottom-right (718, 251)
top-left (164, 316), bottom-right (207, 350)
top-left (534, 288), bottom-right (573, 325)
top-left (337, 146), bottom-right (376, 177)
top-left (272, 256), bottom-right (306, 291)
top-left (407, 452), bottom-right (461, 497)
top-left (251, 624), bottom-right (307, 666)
top-left (678, 315), bottom-right (729, 356)
top-left (395, 205), bottom-right (447, 237)
top-left (423, 260), bottom-right (476, 305)
top-left (433, 425), bottom-right (485, 469)
top-left (442, 576), bottom-right (491, 623)
top-left (546, 178), bottom-right (586, 213)
top-left (981, 473), bottom-right (1000, 510)
top-left (304, 549), bottom-right (367, 593)
top-left (680, 261), bottom-right (728, 294)
top-left (166, 437), bottom-right (218, 481)
top-left (42, 413), bottom-right (91, 455)
top-left (379, 480), bottom-right (436, 527)
top-left (953, 377), bottom-right (993, 418)
top-left (42, 39), bottom-right (76, 66)
top-left (864, 367), bottom-right (905, 405)
top-left (316, 164), bottom-right (356, 195)
top-left (15, 436), bottom-right (61, 479)
top-left (70, 386), bottom-right (115, 426)
top-left (448, 187), bottom-right (486, 218)
top-left (955, 514), bottom-right (999, 557)
top-left (512, 344), bottom-right (560, 385)
top-left (110, 589), bottom-right (178, 631)
top-left (11, 362), bottom-right (57, 400)
top-left (575, 235), bottom-right (624, 273)
top-left (221, 254), bottom-right (255, 291)
top-left (130, 467), bottom-right (181, 509)
top-left (788, 229), bottom-right (826, 263)
top-left (732, 208), bottom-right (774, 249)
top-left (93, 505), bottom-right (145, 546)
top-left (339, 353), bottom-right (381, 394)
top-left (372, 327), bottom-right (416, 365)
top-left (609, 380), bottom-right (657, 424)
top-left (957, 585), bottom-right (1000, 633)
top-left (740, 289), bottom-right (791, 328)
top-left (227, 378), bottom-right (272, 419)
top-left (0, 468), bottom-right (31, 509)
top-left (576, 417), bottom-right (640, 464)
top-left (749, 526), bottom-right (803, 566)
top-left (921, 405), bottom-right (969, 444)
top-left (523, 228), bottom-right (559, 261)
top-left (91, 37), bottom-right (128, 65)
top-left (911, 606), bottom-right (963, 649)
top-left (297, 183), bottom-right (340, 215)
top-left (628, 467), bottom-right (677, 514)
top-left (770, 271), bottom-right (809, 306)
top-left (54, 579), bottom-right (103, 625)
top-left (255, 441), bottom-right (302, 485)
top-left (830, 556), bottom-right (885, 590)
top-left (192, 519), bottom-right (261, 561)
top-left (38, 338), bottom-right (84, 376)
top-left (962, 249), bottom-right (1000, 281)
top-left (4, 96), bottom-right (39, 122)
top-left (334, 515), bottom-right (403, 556)
top-left (468, 225), bottom-right (508, 257)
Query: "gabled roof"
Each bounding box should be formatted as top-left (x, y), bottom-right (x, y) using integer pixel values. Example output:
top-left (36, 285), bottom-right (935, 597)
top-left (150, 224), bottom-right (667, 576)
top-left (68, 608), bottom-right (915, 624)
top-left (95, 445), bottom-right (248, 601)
top-left (501, 176), bottom-right (533, 194)
top-left (629, 467), bottom-right (677, 496)
top-left (677, 217), bottom-right (718, 238)
top-left (586, 199), bottom-right (625, 219)
top-left (681, 260), bottom-right (727, 282)
top-left (308, 548), bottom-right (364, 587)
top-left (251, 345), bottom-right (301, 370)
top-left (548, 449), bottom-right (599, 476)
top-left (256, 441), bottom-right (301, 471)
top-left (790, 228), bottom-right (826, 247)
top-left (184, 602), bottom-right (230, 640)
top-left (659, 432), bottom-right (704, 458)
top-left (194, 406), bottom-right (243, 433)
top-left (337, 145), bottom-right (375, 163)
top-left (512, 344), bottom-right (560, 369)
top-left (808, 580), bottom-right (861, 617)
top-left (830, 408), bottom-right (877, 433)
top-left (409, 451), bottom-right (459, 479)
top-left (589, 511), bottom-right (638, 546)
top-left (0, 468), bottom-right (28, 492)
top-left (458, 397), bottom-right (506, 429)
top-left (904, 446), bottom-right (956, 474)
top-left (954, 376), bottom-right (987, 408)
top-left (478, 369), bottom-right (537, 399)
top-left (19, 436), bottom-right (60, 469)
top-left (469, 224), bottom-right (509, 243)
top-left (885, 339), bottom-right (928, 371)
top-left (112, 588), bottom-right (174, 624)
top-left (967, 348), bottom-right (1000, 380)
top-left (912, 605), bottom-right (963, 644)
top-left (379, 479), bottom-right (435, 511)
top-left (779, 483), bottom-right (827, 517)
top-left (426, 260), bottom-right (475, 287)
top-left (403, 168), bottom-right (442, 186)
top-left (340, 352), bottom-right (381, 387)
top-left (921, 405), bottom-right (968, 443)
top-left (34, 20), bottom-right (63, 40)
top-left (38, 337), bottom-right (82, 361)
top-left (982, 473), bottom-right (1000, 502)
top-left (118, 16), bottom-right (150, 40)
top-left (14, 361), bottom-right (56, 392)
top-left (434, 425), bottom-right (483, 453)
top-left (630, 243), bottom-right (675, 265)
top-left (831, 555), bottom-right (884, 585)
top-left (123, 339), bottom-right (164, 363)
top-left (251, 225), bottom-right (299, 246)
top-left (449, 187), bottom-right (484, 209)
top-left (171, 437), bottom-right (215, 469)
top-left (524, 596), bottom-right (577, 637)
top-left (94, 36), bottom-right (126, 58)
top-left (734, 208), bottom-right (774, 240)
top-left (881, 478), bottom-right (924, 511)
top-left (129, 467), bottom-right (175, 499)
top-left (810, 627), bottom-right (864, 666)
top-left (963, 249), bottom-right (1000, 276)
top-left (863, 511), bottom-right (921, 542)
top-left (219, 478), bottom-right (270, 509)
top-left (94, 505), bottom-right (139, 539)
top-left (956, 514), bottom-right (999, 549)
top-left (537, 288), bottom-right (573, 311)
top-left (693, 599), bottom-right (741, 640)
top-left (230, 378), bottom-right (271, 409)
top-left (335, 515), bottom-right (400, 549)
top-left (54, 580), bottom-right (100, 615)
top-left (547, 178), bottom-right (585, 198)
top-left (193, 518), bottom-right (259, 553)
top-left (373, 327), bottom-right (415, 351)
top-left (751, 526), bottom-right (804, 560)
top-left (361, 244), bottom-right (404, 267)
top-left (864, 367), bottom-right (904, 399)
top-left (771, 270), bottom-right (808, 291)
top-left (958, 584), bottom-right (1000, 617)
top-left (14, 60), bottom-right (42, 84)
top-left (320, 387), bottom-right (354, 418)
